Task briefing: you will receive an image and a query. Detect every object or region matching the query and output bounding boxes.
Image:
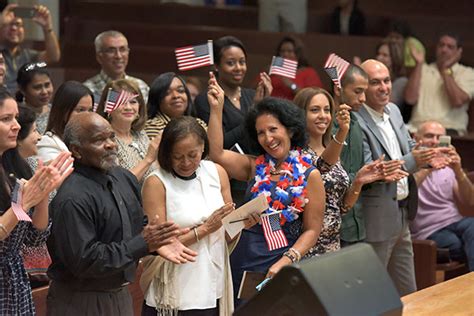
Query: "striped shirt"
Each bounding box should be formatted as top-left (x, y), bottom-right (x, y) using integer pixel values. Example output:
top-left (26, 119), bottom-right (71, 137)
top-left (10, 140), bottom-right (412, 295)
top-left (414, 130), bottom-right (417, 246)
top-left (144, 113), bottom-right (207, 140)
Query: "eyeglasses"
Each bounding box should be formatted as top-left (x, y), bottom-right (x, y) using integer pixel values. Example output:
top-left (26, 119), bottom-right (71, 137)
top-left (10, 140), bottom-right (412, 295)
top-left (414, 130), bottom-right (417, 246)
top-left (100, 47), bottom-right (130, 57)
top-left (24, 62), bottom-right (47, 72)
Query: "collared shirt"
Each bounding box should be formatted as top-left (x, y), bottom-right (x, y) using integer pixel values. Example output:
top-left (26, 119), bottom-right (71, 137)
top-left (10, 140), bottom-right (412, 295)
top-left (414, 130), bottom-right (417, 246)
top-left (47, 162), bottom-right (149, 290)
top-left (83, 70), bottom-right (150, 104)
top-left (364, 104), bottom-right (408, 200)
top-left (408, 62), bottom-right (474, 135)
top-left (410, 168), bottom-right (463, 240)
top-left (2, 47), bottom-right (40, 94)
top-left (334, 112), bottom-right (366, 242)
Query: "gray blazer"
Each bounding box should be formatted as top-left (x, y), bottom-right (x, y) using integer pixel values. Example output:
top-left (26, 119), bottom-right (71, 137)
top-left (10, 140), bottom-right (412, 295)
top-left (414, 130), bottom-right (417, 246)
top-left (355, 103), bottom-right (418, 242)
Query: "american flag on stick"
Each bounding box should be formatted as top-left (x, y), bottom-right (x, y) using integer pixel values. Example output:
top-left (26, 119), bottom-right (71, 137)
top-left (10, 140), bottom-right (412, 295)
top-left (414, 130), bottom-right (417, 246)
top-left (105, 89), bottom-right (138, 113)
top-left (175, 40), bottom-right (214, 71)
top-left (324, 53), bottom-right (350, 88)
top-left (261, 212), bottom-right (288, 251)
top-left (269, 56), bottom-right (298, 79)
top-left (11, 180), bottom-right (32, 222)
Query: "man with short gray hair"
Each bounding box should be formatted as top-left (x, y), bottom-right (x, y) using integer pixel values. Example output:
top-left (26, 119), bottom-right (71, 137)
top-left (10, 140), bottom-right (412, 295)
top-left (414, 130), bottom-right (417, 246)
top-left (83, 30), bottom-right (149, 102)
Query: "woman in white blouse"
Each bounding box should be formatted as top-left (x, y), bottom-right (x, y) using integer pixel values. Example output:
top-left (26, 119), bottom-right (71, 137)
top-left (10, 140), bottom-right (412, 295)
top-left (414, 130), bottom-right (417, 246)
top-left (37, 81), bottom-right (94, 163)
top-left (141, 116), bottom-right (257, 316)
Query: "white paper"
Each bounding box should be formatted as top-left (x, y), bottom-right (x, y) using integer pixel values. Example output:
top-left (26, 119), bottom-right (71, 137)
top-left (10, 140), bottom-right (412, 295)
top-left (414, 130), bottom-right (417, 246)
top-left (223, 194), bottom-right (268, 239)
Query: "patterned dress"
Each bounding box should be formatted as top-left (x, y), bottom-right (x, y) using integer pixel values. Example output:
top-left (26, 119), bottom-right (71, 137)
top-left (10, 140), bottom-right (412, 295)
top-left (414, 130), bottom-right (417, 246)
top-left (303, 147), bottom-right (350, 257)
top-left (0, 202), bottom-right (50, 315)
top-left (21, 158), bottom-right (52, 288)
top-left (115, 130), bottom-right (157, 182)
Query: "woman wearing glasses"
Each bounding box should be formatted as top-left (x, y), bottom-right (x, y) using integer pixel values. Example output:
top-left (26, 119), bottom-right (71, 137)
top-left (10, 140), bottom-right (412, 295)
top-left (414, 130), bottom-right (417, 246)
top-left (15, 62), bottom-right (53, 135)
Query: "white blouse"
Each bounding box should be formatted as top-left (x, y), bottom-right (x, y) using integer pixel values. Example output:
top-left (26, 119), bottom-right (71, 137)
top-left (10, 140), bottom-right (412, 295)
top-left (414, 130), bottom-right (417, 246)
top-left (145, 160), bottom-right (226, 310)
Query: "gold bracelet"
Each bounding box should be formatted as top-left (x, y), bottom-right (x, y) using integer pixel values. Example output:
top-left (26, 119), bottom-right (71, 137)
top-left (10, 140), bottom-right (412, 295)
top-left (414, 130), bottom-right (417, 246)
top-left (193, 227), bottom-right (200, 242)
top-left (352, 189), bottom-right (360, 195)
top-left (283, 250), bottom-right (297, 263)
top-left (289, 247), bottom-right (301, 262)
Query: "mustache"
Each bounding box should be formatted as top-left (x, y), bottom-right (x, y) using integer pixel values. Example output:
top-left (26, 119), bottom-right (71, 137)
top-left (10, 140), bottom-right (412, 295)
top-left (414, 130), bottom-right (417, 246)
top-left (103, 151), bottom-right (118, 158)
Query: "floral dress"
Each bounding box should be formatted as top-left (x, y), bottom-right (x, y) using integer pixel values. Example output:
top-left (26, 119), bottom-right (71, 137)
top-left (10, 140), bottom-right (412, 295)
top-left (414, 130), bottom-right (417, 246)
top-left (303, 147), bottom-right (350, 257)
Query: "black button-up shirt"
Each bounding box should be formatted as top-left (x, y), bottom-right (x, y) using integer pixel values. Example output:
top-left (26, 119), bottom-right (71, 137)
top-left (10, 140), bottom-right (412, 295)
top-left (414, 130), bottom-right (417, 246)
top-left (47, 162), bottom-right (149, 291)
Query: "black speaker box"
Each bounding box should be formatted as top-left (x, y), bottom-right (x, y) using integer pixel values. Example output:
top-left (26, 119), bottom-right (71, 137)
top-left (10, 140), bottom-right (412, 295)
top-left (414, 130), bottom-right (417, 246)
top-left (234, 243), bottom-right (403, 316)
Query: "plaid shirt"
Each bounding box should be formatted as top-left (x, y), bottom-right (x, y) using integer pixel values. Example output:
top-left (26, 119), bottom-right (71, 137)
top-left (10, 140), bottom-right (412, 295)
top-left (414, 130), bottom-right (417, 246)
top-left (83, 71), bottom-right (149, 104)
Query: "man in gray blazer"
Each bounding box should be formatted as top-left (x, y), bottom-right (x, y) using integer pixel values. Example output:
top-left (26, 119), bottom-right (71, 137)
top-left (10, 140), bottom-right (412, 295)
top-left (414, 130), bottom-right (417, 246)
top-left (356, 59), bottom-right (435, 296)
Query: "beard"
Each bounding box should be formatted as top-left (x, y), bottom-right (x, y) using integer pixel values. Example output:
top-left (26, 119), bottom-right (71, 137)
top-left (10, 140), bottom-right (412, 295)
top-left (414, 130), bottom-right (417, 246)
top-left (100, 152), bottom-right (119, 171)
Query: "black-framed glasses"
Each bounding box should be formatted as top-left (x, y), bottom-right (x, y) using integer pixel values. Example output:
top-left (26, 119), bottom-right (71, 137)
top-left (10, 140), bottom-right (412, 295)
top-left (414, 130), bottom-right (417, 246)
top-left (24, 62), bottom-right (47, 72)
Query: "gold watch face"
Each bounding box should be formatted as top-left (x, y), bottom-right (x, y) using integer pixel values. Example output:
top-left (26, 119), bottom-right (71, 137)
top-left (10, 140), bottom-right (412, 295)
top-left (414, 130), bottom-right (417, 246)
top-left (444, 68), bottom-right (453, 76)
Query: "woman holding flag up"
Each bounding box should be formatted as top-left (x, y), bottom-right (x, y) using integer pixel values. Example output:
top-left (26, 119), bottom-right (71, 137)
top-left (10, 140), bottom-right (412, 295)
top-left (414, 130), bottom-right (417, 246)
top-left (96, 79), bottom-right (160, 182)
top-left (206, 72), bottom-right (325, 305)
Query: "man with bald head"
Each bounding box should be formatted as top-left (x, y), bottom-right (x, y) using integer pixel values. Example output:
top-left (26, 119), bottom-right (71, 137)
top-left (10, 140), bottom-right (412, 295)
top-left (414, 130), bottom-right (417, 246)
top-left (47, 112), bottom-right (196, 315)
top-left (355, 59), bottom-right (435, 295)
top-left (410, 120), bottom-right (474, 271)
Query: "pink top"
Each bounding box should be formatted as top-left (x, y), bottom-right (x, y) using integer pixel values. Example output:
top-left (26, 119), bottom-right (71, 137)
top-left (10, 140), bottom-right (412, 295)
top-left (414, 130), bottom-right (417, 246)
top-left (270, 67), bottom-right (323, 100)
top-left (410, 168), bottom-right (463, 240)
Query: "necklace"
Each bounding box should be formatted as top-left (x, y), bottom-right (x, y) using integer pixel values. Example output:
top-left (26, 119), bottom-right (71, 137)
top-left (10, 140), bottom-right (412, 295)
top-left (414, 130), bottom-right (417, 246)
top-left (251, 149), bottom-right (312, 224)
top-left (229, 87), bottom-right (241, 102)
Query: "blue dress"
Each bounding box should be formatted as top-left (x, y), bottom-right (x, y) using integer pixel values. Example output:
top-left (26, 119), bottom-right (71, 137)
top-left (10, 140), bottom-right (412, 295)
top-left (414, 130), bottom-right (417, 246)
top-left (230, 165), bottom-right (314, 304)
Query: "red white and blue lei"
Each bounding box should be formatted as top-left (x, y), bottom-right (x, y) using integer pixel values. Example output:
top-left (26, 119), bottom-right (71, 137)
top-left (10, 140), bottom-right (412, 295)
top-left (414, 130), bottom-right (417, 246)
top-left (251, 149), bottom-right (312, 224)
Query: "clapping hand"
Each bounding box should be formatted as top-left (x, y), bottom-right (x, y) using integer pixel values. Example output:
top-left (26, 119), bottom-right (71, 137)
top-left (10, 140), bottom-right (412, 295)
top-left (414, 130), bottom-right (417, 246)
top-left (143, 215), bottom-right (197, 264)
top-left (144, 134), bottom-right (161, 164)
top-left (22, 152), bottom-right (74, 210)
top-left (254, 72), bottom-right (273, 104)
top-left (202, 202), bottom-right (235, 234)
top-left (376, 155), bottom-right (409, 183)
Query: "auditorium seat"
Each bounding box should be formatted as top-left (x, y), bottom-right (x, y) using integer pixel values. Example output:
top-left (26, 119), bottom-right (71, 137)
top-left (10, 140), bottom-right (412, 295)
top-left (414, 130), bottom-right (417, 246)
top-left (32, 285), bottom-right (49, 316)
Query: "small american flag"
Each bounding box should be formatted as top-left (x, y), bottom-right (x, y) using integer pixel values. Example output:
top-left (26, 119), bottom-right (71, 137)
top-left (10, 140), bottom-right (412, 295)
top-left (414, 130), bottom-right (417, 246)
top-left (175, 40), bottom-right (214, 71)
top-left (105, 89), bottom-right (137, 113)
top-left (261, 212), bottom-right (288, 251)
top-left (269, 56), bottom-right (298, 79)
top-left (11, 180), bottom-right (32, 222)
top-left (324, 53), bottom-right (350, 88)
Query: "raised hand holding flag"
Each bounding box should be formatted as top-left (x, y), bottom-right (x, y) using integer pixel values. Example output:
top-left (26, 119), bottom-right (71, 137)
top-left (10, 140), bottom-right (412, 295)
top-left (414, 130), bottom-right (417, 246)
top-left (324, 53), bottom-right (350, 88)
top-left (105, 88), bottom-right (138, 113)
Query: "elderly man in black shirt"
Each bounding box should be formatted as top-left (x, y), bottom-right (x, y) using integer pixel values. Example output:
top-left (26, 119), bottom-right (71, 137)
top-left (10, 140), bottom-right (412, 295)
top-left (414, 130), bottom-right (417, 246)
top-left (46, 112), bottom-right (196, 315)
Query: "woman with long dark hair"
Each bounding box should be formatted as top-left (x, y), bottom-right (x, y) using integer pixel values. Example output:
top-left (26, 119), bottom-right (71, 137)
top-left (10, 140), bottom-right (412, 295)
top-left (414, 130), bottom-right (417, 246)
top-left (0, 89), bottom-right (73, 315)
top-left (37, 80), bottom-right (94, 163)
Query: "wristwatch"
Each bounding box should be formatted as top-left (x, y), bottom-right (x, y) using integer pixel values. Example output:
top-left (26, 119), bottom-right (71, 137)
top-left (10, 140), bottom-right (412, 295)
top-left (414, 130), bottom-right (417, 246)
top-left (290, 83), bottom-right (298, 92)
top-left (444, 68), bottom-right (453, 76)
